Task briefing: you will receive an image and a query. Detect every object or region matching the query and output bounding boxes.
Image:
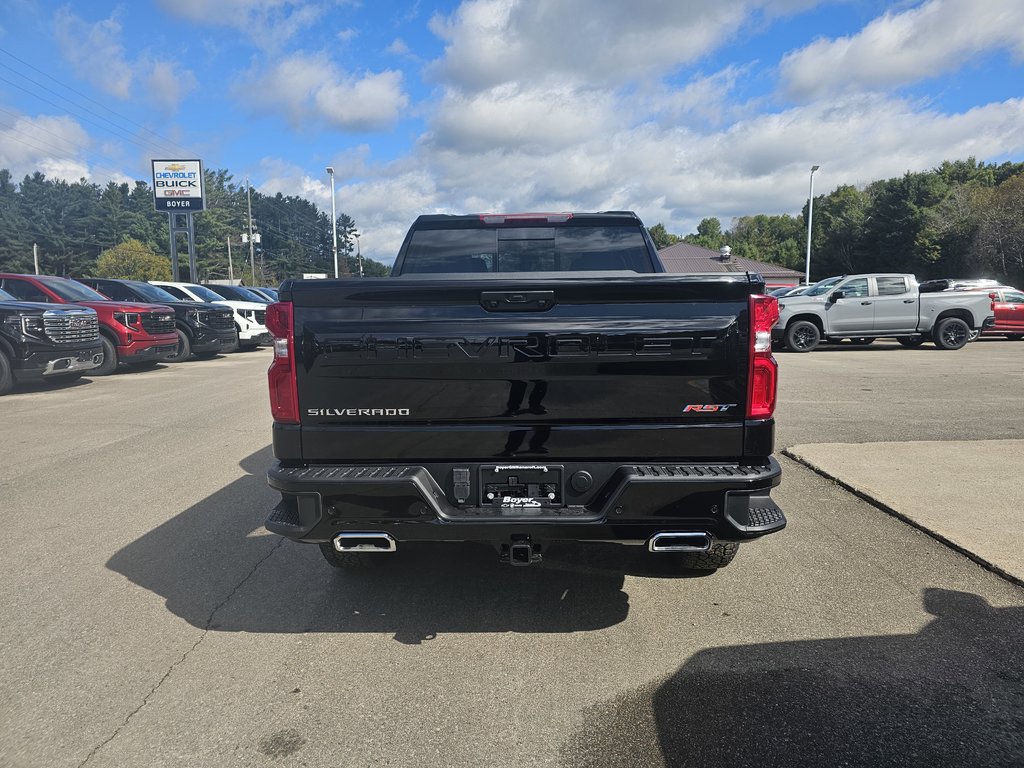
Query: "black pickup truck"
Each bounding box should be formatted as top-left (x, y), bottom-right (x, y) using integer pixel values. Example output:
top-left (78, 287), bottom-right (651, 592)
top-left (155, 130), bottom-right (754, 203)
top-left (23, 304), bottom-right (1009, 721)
top-left (264, 212), bottom-right (785, 572)
top-left (0, 287), bottom-right (103, 395)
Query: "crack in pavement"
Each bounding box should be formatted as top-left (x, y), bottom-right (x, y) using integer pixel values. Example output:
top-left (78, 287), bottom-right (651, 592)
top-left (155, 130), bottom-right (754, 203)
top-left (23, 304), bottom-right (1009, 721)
top-left (77, 536), bottom-right (286, 768)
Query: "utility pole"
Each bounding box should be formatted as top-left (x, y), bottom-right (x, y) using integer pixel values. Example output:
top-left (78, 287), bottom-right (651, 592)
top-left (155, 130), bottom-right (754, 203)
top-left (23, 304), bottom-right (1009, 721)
top-left (246, 176), bottom-right (255, 285)
top-left (33, 243), bottom-right (39, 275)
top-left (326, 166), bottom-right (338, 278)
top-left (804, 165), bottom-right (820, 285)
top-left (354, 231), bottom-right (363, 278)
top-left (226, 236), bottom-right (234, 281)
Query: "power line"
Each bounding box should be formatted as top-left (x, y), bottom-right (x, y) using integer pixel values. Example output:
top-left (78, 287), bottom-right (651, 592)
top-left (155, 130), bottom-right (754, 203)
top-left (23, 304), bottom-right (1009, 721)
top-left (0, 47), bottom-right (191, 157)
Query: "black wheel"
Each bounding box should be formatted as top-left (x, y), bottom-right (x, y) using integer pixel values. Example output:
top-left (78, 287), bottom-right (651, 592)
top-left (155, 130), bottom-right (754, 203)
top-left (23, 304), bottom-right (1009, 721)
top-left (319, 543), bottom-right (383, 569)
top-left (166, 328), bottom-right (192, 362)
top-left (933, 317), bottom-right (970, 350)
top-left (92, 336), bottom-right (118, 375)
top-left (673, 543), bottom-right (739, 572)
top-left (0, 351), bottom-right (13, 396)
top-left (1007, 334), bottom-right (1023, 341)
top-left (897, 336), bottom-right (925, 348)
top-left (784, 320), bottom-right (821, 352)
top-left (848, 337), bottom-right (875, 345)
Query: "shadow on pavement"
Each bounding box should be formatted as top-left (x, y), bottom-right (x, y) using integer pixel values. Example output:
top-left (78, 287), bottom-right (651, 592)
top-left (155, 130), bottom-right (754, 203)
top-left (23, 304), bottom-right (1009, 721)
top-left (564, 587), bottom-right (1024, 767)
top-left (107, 447), bottom-right (655, 642)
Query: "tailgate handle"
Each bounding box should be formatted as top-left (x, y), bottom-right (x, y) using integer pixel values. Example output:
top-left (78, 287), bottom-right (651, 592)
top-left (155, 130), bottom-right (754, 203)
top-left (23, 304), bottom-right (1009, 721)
top-left (481, 291), bottom-right (556, 312)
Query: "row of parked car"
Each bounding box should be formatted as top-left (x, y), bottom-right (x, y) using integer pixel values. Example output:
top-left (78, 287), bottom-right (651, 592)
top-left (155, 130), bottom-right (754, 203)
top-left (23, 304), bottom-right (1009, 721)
top-left (767, 274), bottom-right (1023, 351)
top-left (0, 272), bottom-right (280, 395)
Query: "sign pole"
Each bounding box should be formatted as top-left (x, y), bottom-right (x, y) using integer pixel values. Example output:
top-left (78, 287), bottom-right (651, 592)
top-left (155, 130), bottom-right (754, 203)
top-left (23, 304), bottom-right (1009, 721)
top-left (169, 213), bottom-right (179, 281)
top-left (186, 212), bottom-right (197, 281)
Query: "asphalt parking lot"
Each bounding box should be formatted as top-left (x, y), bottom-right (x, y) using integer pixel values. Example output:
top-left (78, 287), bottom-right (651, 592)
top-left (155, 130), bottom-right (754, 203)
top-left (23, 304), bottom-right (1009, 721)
top-left (1, 340), bottom-right (1022, 767)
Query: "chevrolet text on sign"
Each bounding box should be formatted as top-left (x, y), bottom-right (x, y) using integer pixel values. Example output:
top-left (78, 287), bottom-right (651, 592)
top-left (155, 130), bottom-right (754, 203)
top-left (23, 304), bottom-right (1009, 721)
top-left (151, 159), bottom-right (205, 212)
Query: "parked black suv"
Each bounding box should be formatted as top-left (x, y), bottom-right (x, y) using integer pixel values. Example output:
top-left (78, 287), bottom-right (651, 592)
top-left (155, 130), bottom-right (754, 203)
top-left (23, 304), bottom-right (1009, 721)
top-left (0, 287), bottom-right (103, 395)
top-left (76, 278), bottom-right (236, 362)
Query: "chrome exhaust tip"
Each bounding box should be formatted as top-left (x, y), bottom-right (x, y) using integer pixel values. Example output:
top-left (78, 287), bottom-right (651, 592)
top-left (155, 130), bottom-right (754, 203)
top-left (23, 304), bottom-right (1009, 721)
top-left (332, 533), bottom-right (397, 553)
top-left (647, 532), bottom-right (712, 553)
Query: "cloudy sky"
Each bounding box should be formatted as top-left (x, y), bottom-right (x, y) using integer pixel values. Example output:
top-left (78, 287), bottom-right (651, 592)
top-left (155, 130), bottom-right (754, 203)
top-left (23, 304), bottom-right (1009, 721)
top-left (1, 0), bottom-right (1023, 264)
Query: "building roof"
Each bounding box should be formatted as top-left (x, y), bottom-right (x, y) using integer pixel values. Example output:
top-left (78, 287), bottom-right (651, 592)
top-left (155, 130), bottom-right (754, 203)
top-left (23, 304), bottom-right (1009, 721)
top-left (658, 241), bottom-right (803, 281)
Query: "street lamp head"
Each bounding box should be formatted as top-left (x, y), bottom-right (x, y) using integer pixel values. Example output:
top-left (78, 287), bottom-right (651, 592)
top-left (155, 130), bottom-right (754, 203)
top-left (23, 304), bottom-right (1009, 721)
top-left (326, 166), bottom-right (334, 175)
top-left (811, 165), bottom-right (820, 172)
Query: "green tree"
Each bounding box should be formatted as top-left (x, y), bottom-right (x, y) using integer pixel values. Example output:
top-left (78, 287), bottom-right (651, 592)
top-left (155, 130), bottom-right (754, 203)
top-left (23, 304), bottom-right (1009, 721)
top-left (95, 238), bottom-right (172, 280)
top-left (684, 217), bottom-right (724, 250)
top-left (728, 214), bottom-right (804, 270)
top-left (648, 223), bottom-right (681, 249)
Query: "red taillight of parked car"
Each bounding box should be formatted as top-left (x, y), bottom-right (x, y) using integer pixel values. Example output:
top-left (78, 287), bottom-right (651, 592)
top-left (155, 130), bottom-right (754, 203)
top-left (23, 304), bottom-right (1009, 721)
top-left (266, 301), bottom-right (299, 423)
top-left (747, 294), bottom-right (780, 420)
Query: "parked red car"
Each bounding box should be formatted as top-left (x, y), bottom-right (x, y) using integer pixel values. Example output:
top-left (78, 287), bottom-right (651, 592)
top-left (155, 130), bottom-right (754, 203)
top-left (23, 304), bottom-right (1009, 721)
top-left (982, 286), bottom-right (1024, 340)
top-left (0, 274), bottom-right (178, 374)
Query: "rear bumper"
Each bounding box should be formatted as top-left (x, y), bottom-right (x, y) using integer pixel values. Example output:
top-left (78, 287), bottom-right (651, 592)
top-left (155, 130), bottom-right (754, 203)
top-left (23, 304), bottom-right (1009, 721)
top-left (266, 458), bottom-right (785, 546)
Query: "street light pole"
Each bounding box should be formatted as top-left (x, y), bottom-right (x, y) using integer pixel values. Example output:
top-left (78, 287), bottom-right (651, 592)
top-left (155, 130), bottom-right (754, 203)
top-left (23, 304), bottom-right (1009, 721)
top-left (804, 165), bottom-right (820, 285)
top-left (246, 176), bottom-right (255, 285)
top-left (354, 231), bottom-right (363, 278)
top-left (326, 167), bottom-right (338, 278)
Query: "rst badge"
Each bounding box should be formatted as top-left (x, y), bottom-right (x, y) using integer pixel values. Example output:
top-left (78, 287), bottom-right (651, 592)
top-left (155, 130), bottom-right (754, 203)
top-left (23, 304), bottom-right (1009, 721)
top-left (683, 404), bottom-right (737, 413)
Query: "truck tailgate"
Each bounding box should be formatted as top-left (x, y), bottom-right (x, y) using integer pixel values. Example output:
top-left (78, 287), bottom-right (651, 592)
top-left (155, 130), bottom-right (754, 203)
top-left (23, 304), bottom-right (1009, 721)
top-left (284, 275), bottom-right (762, 462)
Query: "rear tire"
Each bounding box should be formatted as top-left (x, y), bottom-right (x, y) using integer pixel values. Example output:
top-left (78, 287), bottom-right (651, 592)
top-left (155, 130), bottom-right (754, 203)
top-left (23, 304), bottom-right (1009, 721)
top-left (933, 317), bottom-right (970, 350)
top-left (784, 320), bottom-right (821, 352)
top-left (92, 336), bottom-right (118, 376)
top-left (897, 336), bottom-right (925, 348)
top-left (0, 351), bottom-right (13, 396)
top-left (166, 328), bottom-right (192, 362)
top-left (319, 543), bottom-right (383, 569)
top-left (674, 542), bottom-right (739, 572)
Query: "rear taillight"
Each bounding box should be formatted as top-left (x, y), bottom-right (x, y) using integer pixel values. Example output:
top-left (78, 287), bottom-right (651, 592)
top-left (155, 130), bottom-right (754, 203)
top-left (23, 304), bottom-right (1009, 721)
top-left (747, 294), bottom-right (780, 420)
top-left (265, 301), bottom-right (299, 423)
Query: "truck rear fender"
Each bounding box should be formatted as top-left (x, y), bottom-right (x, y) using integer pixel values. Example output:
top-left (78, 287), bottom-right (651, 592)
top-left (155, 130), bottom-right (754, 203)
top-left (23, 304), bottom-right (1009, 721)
top-left (932, 307), bottom-right (978, 330)
top-left (785, 312), bottom-right (824, 333)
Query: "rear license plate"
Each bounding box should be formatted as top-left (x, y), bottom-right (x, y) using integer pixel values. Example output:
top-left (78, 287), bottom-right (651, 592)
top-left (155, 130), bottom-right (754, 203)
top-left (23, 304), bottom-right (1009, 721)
top-left (479, 464), bottom-right (563, 508)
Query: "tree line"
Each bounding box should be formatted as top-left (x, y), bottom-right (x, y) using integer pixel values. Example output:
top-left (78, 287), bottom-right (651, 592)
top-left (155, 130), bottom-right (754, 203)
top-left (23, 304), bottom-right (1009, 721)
top-left (0, 167), bottom-right (389, 283)
top-left (2, 158), bottom-right (1022, 286)
top-left (649, 158), bottom-right (1024, 286)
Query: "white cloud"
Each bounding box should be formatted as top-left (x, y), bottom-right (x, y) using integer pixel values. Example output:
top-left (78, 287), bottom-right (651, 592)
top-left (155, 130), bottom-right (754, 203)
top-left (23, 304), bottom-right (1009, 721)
top-left (52, 9), bottom-right (197, 110)
top-left (156, 0), bottom-right (324, 49)
top-left (429, 84), bottom-right (622, 152)
top-left (0, 113), bottom-right (134, 184)
top-left (235, 53), bottom-right (409, 132)
top-left (146, 60), bottom-right (199, 114)
top-left (780, 0), bottom-right (1024, 99)
top-left (427, 0), bottom-right (794, 91)
top-left (53, 8), bottom-right (133, 99)
top-left (386, 38), bottom-right (411, 56)
top-left (260, 93), bottom-right (1024, 266)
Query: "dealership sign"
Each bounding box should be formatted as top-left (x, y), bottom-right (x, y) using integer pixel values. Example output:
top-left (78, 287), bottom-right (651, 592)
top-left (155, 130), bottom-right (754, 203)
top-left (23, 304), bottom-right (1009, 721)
top-left (151, 159), bottom-right (205, 212)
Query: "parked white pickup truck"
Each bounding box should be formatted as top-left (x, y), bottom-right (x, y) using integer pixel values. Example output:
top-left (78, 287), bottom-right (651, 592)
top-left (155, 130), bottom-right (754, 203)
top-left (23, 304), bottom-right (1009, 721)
top-left (773, 273), bottom-right (995, 352)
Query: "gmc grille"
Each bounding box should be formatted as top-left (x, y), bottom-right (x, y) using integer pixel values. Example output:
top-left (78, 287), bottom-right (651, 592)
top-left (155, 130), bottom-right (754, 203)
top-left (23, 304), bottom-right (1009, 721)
top-left (44, 312), bottom-right (99, 343)
top-left (207, 311), bottom-right (234, 330)
top-left (140, 313), bottom-right (175, 335)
